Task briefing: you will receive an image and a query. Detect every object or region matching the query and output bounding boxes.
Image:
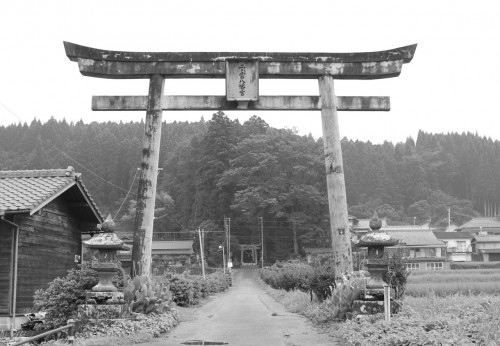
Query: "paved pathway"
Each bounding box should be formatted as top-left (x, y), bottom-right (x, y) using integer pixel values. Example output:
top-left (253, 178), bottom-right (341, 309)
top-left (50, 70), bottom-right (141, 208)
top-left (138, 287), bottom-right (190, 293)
top-left (139, 268), bottom-right (338, 346)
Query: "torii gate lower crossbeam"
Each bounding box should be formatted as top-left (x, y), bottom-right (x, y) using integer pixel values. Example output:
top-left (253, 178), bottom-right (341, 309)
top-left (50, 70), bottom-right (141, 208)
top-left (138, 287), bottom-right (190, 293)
top-left (64, 42), bottom-right (416, 278)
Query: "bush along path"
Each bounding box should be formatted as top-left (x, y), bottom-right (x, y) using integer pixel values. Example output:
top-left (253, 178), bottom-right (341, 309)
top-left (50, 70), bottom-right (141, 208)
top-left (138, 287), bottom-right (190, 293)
top-left (31, 265), bottom-right (233, 344)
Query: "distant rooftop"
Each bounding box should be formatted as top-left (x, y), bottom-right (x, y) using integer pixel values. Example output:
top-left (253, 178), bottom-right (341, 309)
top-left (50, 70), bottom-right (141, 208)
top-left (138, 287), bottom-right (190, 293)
top-left (458, 218), bottom-right (500, 230)
top-left (472, 235), bottom-right (500, 243)
top-left (433, 231), bottom-right (473, 240)
top-left (385, 229), bottom-right (444, 247)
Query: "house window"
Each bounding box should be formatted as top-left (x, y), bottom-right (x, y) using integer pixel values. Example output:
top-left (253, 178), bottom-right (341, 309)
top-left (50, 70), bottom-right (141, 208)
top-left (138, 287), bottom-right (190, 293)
top-left (426, 262), bottom-right (443, 270)
top-left (456, 241), bottom-right (466, 252)
top-left (406, 263), bottom-right (420, 271)
top-left (429, 248), bottom-right (436, 257)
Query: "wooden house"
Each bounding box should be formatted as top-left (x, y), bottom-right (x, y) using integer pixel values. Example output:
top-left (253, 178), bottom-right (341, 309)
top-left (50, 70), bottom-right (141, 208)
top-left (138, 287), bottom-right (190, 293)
top-left (433, 231), bottom-right (473, 262)
top-left (0, 167), bottom-right (103, 330)
top-left (471, 235), bottom-right (500, 262)
top-left (116, 234), bottom-right (194, 275)
top-left (384, 227), bottom-right (448, 270)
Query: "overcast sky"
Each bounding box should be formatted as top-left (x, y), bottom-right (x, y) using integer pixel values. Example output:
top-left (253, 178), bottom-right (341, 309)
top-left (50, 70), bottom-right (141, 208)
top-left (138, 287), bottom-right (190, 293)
top-left (0, 1), bottom-right (498, 144)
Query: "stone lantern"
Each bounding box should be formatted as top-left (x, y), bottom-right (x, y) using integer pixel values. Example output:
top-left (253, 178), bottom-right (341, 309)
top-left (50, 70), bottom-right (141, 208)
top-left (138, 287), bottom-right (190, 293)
top-left (353, 211), bottom-right (398, 314)
top-left (80, 216), bottom-right (130, 317)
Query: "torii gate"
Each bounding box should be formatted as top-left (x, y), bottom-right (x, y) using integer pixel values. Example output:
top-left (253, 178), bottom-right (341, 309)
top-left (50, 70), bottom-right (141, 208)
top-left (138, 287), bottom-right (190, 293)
top-left (64, 42), bottom-right (416, 277)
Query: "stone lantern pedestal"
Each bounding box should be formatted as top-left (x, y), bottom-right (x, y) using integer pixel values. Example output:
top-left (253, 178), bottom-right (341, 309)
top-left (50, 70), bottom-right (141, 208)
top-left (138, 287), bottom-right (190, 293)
top-left (78, 223), bottom-right (130, 319)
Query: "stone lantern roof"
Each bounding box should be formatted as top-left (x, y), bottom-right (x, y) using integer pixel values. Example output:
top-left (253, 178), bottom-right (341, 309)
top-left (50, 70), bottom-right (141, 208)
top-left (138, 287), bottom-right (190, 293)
top-left (357, 211), bottom-right (398, 247)
top-left (83, 232), bottom-right (130, 250)
top-left (83, 215), bottom-right (130, 250)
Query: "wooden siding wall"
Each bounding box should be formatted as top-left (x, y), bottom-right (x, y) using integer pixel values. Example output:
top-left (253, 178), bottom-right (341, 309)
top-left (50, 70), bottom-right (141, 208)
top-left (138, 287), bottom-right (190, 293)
top-left (0, 222), bottom-right (13, 315)
top-left (0, 199), bottom-right (82, 315)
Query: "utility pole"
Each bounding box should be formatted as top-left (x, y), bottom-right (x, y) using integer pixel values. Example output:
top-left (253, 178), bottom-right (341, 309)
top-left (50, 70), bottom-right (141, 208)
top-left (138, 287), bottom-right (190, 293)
top-left (291, 219), bottom-right (299, 255)
top-left (259, 217), bottom-right (264, 268)
top-left (198, 228), bottom-right (206, 278)
top-left (447, 208), bottom-right (451, 229)
top-left (225, 217), bottom-right (231, 267)
top-left (219, 245), bottom-right (226, 274)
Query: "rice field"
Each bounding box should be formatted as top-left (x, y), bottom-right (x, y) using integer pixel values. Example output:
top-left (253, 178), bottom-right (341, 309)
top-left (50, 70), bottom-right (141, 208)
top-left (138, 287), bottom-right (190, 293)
top-left (406, 268), bottom-right (500, 297)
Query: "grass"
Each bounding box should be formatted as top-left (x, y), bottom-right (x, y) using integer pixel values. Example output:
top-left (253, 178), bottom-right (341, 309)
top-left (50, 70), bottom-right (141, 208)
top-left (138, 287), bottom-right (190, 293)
top-left (267, 284), bottom-right (500, 345)
top-left (334, 293), bottom-right (500, 345)
top-left (406, 268), bottom-right (500, 297)
top-left (265, 278), bottom-right (363, 324)
top-left (264, 269), bottom-right (500, 345)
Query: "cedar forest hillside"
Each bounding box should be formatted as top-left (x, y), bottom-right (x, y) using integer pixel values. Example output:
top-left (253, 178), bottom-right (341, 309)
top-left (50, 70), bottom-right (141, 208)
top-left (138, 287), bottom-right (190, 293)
top-left (0, 114), bottom-right (498, 263)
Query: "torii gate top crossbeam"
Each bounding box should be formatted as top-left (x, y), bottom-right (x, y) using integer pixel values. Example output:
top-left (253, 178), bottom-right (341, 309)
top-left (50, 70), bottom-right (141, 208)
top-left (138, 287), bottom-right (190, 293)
top-left (64, 42), bottom-right (416, 80)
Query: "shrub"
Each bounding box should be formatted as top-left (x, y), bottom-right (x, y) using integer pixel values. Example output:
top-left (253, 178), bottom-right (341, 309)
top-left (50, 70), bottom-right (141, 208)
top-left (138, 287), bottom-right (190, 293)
top-left (260, 261), bottom-right (313, 293)
top-left (168, 273), bottom-right (198, 306)
top-left (384, 251), bottom-right (409, 300)
top-left (123, 275), bottom-right (173, 314)
top-left (309, 256), bottom-right (336, 302)
top-left (167, 270), bottom-right (232, 306)
top-left (261, 259), bottom-right (336, 301)
top-left (33, 263), bottom-right (99, 329)
top-left (77, 311), bottom-right (179, 340)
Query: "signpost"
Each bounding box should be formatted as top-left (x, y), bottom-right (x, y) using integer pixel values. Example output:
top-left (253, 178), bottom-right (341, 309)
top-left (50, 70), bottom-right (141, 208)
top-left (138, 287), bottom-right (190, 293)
top-left (64, 42), bottom-right (417, 277)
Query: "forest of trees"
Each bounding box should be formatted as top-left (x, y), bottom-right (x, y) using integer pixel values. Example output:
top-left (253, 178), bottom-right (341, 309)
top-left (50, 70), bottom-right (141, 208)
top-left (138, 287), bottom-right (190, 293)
top-left (1, 114), bottom-right (499, 262)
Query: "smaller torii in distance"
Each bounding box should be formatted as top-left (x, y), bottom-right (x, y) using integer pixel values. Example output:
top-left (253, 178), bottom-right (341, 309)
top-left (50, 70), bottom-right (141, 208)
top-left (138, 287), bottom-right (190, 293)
top-left (64, 42), bottom-right (417, 278)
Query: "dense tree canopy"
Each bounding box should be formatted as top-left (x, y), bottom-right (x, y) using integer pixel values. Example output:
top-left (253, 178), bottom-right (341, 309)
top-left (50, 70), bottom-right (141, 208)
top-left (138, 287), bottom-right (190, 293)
top-left (1, 117), bottom-right (497, 261)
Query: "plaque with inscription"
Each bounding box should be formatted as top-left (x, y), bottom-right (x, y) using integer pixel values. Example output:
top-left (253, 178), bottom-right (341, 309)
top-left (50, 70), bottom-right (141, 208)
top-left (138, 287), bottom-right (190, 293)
top-left (226, 59), bottom-right (259, 101)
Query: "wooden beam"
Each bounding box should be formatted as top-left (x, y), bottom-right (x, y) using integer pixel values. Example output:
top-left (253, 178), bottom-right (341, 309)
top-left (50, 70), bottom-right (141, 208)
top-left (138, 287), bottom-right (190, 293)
top-left (92, 95), bottom-right (390, 111)
top-left (77, 59), bottom-right (404, 80)
top-left (64, 41), bottom-right (417, 64)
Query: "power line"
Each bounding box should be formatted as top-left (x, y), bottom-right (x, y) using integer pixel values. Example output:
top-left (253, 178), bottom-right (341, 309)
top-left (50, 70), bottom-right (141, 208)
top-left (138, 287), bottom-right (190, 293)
top-left (114, 168), bottom-right (140, 220)
top-left (41, 138), bottom-right (136, 195)
top-left (0, 99), bottom-right (138, 197)
top-left (0, 101), bottom-right (24, 123)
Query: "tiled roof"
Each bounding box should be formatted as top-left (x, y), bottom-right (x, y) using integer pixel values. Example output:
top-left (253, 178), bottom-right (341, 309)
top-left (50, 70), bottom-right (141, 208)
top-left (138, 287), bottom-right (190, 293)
top-left (383, 224), bottom-right (431, 231)
top-left (472, 235), bottom-right (500, 243)
top-left (433, 231), bottom-right (473, 240)
top-left (304, 247), bottom-right (333, 254)
top-left (385, 229), bottom-right (444, 246)
top-left (458, 218), bottom-right (500, 230)
top-left (0, 166), bottom-right (102, 220)
top-left (152, 240), bottom-right (194, 251)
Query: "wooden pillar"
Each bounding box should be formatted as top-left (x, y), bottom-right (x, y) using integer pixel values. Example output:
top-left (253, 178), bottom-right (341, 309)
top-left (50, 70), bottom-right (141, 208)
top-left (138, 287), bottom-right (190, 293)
top-left (318, 75), bottom-right (353, 276)
top-left (132, 74), bottom-right (165, 277)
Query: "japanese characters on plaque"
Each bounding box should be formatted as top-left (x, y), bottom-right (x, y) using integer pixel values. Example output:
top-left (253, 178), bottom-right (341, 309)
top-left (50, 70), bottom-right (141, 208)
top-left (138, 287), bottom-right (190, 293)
top-left (226, 59), bottom-right (259, 101)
